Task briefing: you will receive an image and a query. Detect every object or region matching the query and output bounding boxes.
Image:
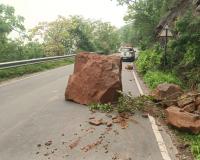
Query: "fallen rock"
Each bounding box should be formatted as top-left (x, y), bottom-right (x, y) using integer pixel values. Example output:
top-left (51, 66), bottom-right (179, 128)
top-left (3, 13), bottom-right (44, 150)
top-left (195, 96), bottom-right (200, 106)
top-left (106, 122), bottom-right (113, 127)
top-left (151, 83), bottom-right (182, 106)
top-left (81, 139), bottom-right (103, 152)
top-left (45, 141), bottom-right (52, 146)
top-left (65, 52), bottom-right (122, 105)
top-left (177, 93), bottom-right (196, 108)
top-left (166, 106), bottom-right (200, 134)
top-left (142, 113), bottom-right (148, 118)
top-left (197, 105), bottom-right (200, 112)
top-left (125, 64), bottom-right (133, 70)
top-left (183, 103), bottom-right (196, 113)
top-left (69, 137), bottom-right (81, 149)
top-left (112, 114), bottom-right (129, 129)
top-left (89, 119), bottom-right (103, 126)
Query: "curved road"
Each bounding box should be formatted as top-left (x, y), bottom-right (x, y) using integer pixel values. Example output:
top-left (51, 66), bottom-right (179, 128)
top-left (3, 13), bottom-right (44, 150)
top-left (0, 63), bottom-right (175, 160)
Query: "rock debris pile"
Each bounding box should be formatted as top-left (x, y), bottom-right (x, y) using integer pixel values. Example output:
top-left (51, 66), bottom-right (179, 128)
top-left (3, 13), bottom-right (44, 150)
top-left (35, 112), bottom-right (135, 159)
top-left (152, 83), bottom-right (200, 133)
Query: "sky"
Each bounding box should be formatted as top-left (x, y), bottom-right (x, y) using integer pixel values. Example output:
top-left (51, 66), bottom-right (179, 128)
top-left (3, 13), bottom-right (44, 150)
top-left (1, 0), bottom-right (127, 29)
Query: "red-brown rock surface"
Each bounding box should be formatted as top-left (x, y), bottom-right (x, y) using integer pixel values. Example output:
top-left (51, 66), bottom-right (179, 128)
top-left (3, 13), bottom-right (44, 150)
top-left (151, 83), bottom-right (183, 106)
top-left (166, 106), bottom-right (200, 134)
top-left (65, 52), bottom-right (122, 105)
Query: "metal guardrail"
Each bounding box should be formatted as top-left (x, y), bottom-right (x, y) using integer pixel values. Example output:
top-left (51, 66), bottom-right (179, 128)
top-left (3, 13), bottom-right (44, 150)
top-left (0, 54), bottom-right (76, 69)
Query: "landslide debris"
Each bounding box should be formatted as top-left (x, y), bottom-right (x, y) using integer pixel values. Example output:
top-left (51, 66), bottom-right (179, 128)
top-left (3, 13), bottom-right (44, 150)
top-left (151, 83), bottom-right (200, 133)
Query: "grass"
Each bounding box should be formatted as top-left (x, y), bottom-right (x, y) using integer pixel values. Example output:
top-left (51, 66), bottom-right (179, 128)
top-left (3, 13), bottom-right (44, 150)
top-left (89, 103), bottom-right (113, 112)
top-left (0, 58), bottom-right (74, 82)
top-left (178, 132), bottom-right (200, 160)
top-left (88, 92), bottom-right (155, 114)
top-left (143, 70), bottom-right (182, 89)
top-left (117, 92), bottom-right (154, 113)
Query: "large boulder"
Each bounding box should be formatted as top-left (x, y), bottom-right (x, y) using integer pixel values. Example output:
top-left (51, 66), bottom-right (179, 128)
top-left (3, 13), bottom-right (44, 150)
top-left (151, 83), bottom-right (183, 106)
top-left (65, 52), bottom-right (122, 105)
top-left (166, 106), bottom-right (200, 134)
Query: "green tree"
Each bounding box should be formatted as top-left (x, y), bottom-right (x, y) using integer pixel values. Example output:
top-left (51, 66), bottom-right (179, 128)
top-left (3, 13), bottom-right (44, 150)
top-left (92, 20), bottom-right (120, 54)
top-left (30, 16), bottom-right (120, 55)
top-left (0, 4), bottom-right (26, 62)
top-left (116, 0), bottom-right (176, 48)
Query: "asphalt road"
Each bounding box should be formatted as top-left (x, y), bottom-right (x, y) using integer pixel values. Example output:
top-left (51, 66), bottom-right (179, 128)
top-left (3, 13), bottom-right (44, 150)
top-left (0, 63), bottom-right (171, 160)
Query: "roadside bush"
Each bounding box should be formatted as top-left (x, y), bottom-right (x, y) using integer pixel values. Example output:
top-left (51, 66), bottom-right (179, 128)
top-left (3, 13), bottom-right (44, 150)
top-left (135, 49), bottom-right (162, 74)
top-left (117, 92), bottom-right (153, 113)
top-left (0, 59), bottom-right (74, 82)
top-left (89, 103), bottom-right (113, 112)
top-left (143, 71), bottom-right (182, 89)
top-left (181, 133), bottom-right (200, 160)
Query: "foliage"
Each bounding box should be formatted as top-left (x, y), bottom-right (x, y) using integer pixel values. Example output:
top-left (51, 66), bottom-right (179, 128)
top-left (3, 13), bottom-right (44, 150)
top-left (0, 58), bottom-right (73, 82)
top-left (117, 0), bottom-right (176, 47)
top-left (135, 49), bottom-right (162, 74)
top-left (167, 11), bottom-right (200, 88)
top-left (118, 23), bottom-right (138, 46)
top-left (30, 16), bottom-right (120, 55)
top-left (143, 71), bottom-right (182, 89)
top-left (170, 11), bottom-right (200, 68)
top-left (89, 103), bottom-right (113, 112)
top-left (0, 4), bottom-right (121, 64)
top-left (91, 20), bottom-right (120, 54)
top-left (117, 92), bottom-right (153, 113)
top-left (0, 4), bottom-right (25, 37)
top-left (179, 132), bottom-right (200, 160)
top-left (0, 4), bottom-right (28, 62)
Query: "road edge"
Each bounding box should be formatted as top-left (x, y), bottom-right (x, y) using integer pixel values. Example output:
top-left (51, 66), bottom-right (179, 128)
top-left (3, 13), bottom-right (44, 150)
top-left (132, 68), bottom-right (173, 160)
top-left (0, 64), bottom-right (73, 88)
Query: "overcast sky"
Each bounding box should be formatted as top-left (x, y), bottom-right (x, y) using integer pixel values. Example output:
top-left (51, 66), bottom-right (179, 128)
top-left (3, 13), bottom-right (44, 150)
top-left (1, 0), bottom-right (127, 29)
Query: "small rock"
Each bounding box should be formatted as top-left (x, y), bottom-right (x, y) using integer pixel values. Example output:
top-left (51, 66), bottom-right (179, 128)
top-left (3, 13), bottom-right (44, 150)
top-left (142, 113), bottom-right (148, 118)
top-left (45, 140), bottom-right (52, 146)
top-left (36, 151), bottom-right (39, 155)
top-left (89, 117), bottom-right (95, 120)
top-left (44, 153), bottom-right (49, 156)
top-left (112, 155), bottom-right (118, 160)
top-left (125, 64), bottom-right (133, 70)
top-left (69, 137), bottom-right (81, 149)
top-left (106, 122), bottom-right (112, 127)
top-left (112, 115), bottom-right (118, 120)
top-left (183, 103), bottom-right (196, 113)
top-left (89, 119), bottom-right (103, 126)
top-left (37, 144), bottom-right (41, 147)
top-left (196, 96), bottom-right (200, 106)
top-left (177, 94), bottom-right (195, 108)
top-left (106, 114), bottom-right (112, 118)
top-left (197, 105), bottom-right (200, 112)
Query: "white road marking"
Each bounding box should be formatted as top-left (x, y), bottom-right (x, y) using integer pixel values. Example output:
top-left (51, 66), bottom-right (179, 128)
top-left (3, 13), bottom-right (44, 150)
top-left (132, 68), bottom-right (172, 160)
top-left (148, 115), bottom-right (172, 160)
top-left (132, 70), bottom-right (144, 95)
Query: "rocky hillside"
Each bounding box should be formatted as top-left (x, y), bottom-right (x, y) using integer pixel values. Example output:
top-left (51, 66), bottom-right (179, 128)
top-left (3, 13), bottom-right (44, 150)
top-left (156, 0), bottom-right (200, 35)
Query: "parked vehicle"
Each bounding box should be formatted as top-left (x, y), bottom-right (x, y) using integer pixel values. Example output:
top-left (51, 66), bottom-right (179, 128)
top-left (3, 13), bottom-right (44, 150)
top-left (120, 47), bottom-right (135, 62)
